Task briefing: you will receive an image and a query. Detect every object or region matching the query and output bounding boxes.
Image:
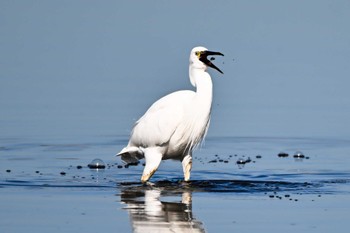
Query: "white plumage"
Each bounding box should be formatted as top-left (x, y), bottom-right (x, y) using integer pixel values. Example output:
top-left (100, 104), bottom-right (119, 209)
top-left (117, 46), bottom-right (224, 183)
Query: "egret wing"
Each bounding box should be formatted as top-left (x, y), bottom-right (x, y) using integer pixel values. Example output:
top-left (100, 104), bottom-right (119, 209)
top-left (129, 90), bottom-right (194, 148)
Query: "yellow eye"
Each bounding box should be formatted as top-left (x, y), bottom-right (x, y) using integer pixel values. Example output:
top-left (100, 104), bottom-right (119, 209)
top-left (195, 51), bottom-right (201, 57)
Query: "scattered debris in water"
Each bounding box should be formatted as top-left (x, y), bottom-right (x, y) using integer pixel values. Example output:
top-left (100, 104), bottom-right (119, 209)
top-left (278, 152), bottom-right (289, 158)
top-left (293, 151), bottom-right (305, 158)
top-left (236, 158), bottom-right (246, 165)
top-left (236, 157), bottom-right (252, 168)
top-left (88, 159), bottom-right (106, 169)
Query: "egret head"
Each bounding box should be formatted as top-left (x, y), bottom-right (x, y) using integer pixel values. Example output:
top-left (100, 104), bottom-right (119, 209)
top-left (190, 46), bottom-right (224, 74)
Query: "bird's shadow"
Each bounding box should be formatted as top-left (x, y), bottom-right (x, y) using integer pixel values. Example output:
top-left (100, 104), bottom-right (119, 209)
top-left (119, 179), bottom-right (322, 194)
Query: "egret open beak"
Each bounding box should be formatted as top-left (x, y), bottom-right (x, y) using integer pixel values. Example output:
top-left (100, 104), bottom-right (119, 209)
top-left (199, 51), bottom-right (224, 74)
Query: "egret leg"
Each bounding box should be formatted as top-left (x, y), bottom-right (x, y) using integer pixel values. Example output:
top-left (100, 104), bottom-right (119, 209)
top-left (182, 154), bottom-right (192, 181)
top-left (141, 148), bottom-right (163, 183)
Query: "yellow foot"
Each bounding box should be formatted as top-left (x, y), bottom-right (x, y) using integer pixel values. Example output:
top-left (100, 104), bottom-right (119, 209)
top-left (182, 157), bottom-right (192, 181)
top-left (141, 168), bottom-right (157, 183)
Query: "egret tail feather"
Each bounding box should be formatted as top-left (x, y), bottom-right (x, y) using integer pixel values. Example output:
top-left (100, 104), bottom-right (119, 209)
top-left (117, 146), bottom-right (144, 164)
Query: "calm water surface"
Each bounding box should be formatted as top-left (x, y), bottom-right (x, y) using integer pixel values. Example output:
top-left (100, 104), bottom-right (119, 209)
top-left (2, 1), bottom-right (350, 232)
top-left (1, 136), bottom-right (349, 233)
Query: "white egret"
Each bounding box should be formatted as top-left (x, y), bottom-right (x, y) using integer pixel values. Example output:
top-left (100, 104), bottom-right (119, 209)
top-left (117, 46), bottom-right (224, 183)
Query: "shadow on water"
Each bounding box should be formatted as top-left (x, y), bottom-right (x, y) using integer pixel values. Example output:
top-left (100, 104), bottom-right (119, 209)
top-left (120, 179), bottom-right (325, 194)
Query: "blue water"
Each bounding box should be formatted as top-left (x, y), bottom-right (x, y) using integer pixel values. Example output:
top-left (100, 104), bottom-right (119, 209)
top-left (1, 1), bottom-right (350, 232)
top-left (1, 136), bottom-right (349, 233)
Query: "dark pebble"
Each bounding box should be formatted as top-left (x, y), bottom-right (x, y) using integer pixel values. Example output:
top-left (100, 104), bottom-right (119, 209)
top-left (88, 164), bottom-right (106, 169)
top-left (236, 159), bottom-right (246, 165)
top-left (117, 165), bottom-right (123, 169)
top-left (278, 152), bottom-right (289, 157)
top-left (269, 195), bottom-right (275, 198)
top-left (60, 172), bottom-right (66, 176)
top-left (6, 169), bottom-right (11, 173)
top-left (256, 155), bottom-right (262, 159)
top-left (293, 152), bottom-right (305, 158)
top-left (224, 160), bottom-right (229, 163)
top-left (209, 159), bottom-right (218, 163)
top-left (285, 194), bottom-right (290, 198)
top-left (245, 157), bottom-right (251, 163)
top-left (35, 171), bottom-right (40, 174)
top-left (219, 159), bottom-right (224, 162)
top-left (76, 165), bottom-right (83, 169)
top-left (88, 159), bottom-right (106, 169)
top-left (127, 162), bottom-right (139, 166)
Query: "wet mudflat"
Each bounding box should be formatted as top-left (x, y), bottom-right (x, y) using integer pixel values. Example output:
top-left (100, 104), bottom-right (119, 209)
top-left (1, 136), bottom-right (350, 233)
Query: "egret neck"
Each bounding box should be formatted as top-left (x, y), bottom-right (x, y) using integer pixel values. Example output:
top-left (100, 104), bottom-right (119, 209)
top-left (189, 67), bottom-right (213, 112)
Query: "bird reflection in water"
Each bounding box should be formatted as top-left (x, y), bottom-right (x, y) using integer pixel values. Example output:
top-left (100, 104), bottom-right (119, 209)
top-left (120, 189), bottom-right (205, 233)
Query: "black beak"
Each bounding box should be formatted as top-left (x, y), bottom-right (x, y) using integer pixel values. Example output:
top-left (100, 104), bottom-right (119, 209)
top-left (199, 50), bottom-right (224, 74)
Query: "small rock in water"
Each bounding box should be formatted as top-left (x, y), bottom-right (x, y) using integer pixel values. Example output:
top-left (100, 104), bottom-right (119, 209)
top-left (278, 152), bottom-right (289, 158)
top-left (6, 169), bottom-right (11, 173)
top-left (236, 158), bottom-right (246, 165)
top-left (76, 165), bottom-right (83, 169)
top-left (60, 171), bottom-right (66, 176)
top-left (88, 159), bottom-right (106, 169)
top-left (293, 151), bottom-right (305, 158)
top-left (256, 155), bottom-right (262, 159)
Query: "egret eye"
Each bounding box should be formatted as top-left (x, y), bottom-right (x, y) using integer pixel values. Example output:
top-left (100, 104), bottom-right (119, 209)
top-left (195, 51), bottom-right (201, 57)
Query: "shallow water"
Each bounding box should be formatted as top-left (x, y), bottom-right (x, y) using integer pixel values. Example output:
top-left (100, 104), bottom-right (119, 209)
top-left (1, 136), bottom-right (350, 233)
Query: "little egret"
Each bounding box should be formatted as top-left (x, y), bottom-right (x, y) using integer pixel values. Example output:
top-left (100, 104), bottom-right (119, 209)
top-left (117, 46), bottom-right (224, 183)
